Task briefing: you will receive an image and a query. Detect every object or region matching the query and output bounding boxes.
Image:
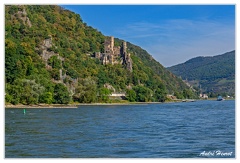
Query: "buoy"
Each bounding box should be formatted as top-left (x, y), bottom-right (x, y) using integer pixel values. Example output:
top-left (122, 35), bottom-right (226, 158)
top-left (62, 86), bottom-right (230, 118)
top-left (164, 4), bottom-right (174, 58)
top-left (23, 109), bottom-right (26, 115)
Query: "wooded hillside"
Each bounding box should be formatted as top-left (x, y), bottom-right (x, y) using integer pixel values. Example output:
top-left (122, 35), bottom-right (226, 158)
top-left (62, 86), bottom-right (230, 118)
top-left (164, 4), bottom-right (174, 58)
top-left (5, 5), bottom-right (196, 105)
top-left (168, 51), bottom-right (235, 96)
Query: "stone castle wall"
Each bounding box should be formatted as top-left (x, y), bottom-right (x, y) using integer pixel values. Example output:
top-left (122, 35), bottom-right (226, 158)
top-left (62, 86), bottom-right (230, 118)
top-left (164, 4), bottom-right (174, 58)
top-left (94, 36), bottom-right (132, 71)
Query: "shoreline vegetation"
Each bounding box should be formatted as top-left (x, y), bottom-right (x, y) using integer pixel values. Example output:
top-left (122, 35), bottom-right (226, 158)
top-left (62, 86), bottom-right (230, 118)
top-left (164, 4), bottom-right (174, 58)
top-left (5, 102), bottom-right (163, 108)
top-left (5, 98), bottom-right (235, 108)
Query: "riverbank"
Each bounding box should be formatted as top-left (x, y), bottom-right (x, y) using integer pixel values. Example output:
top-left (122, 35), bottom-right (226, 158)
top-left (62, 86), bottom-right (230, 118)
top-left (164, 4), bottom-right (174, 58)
top-left (5, 98), bottom-right (235, 108)
top-left (5, 104), bottom-right (79, 108)
top-left (5, 102), bottom-right (165, 108)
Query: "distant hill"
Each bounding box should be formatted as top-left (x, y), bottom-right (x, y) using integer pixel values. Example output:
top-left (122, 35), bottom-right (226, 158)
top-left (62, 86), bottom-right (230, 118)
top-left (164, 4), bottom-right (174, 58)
top-left (167, 50), bottom-right (235, 96)
top-left (5, 5), bottom-right (196, 105)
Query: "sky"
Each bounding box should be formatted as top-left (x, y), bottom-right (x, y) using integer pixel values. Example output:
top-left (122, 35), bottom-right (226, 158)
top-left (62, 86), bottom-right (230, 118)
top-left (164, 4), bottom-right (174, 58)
top-left (60, 5), bottom-right (235, 67)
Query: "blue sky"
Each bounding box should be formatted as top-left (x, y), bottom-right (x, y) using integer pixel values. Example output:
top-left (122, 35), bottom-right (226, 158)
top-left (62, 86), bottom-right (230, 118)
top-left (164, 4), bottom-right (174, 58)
top-left (62, 5), bottom-right (234, 67)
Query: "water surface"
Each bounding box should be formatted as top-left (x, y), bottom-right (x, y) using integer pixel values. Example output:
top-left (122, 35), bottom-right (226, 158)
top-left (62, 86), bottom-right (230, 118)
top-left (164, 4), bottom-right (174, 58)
top-left (5, 100), bottom-right (235, 158)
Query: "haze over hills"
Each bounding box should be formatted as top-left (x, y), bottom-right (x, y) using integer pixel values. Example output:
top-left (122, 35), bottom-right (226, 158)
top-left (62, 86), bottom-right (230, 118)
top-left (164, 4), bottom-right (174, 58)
top-left (167, 50), bottom-right (235, 96)
top-left (5, 5), bottom-right (197, 105)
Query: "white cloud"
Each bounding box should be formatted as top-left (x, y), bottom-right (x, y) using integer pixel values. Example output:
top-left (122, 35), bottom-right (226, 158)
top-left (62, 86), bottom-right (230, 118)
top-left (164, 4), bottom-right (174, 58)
top-left (116, 18), bottom-right (235, 67)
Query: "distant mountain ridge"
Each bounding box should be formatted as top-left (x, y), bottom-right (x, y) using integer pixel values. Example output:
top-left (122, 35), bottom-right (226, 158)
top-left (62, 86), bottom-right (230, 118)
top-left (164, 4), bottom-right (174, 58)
top-left (167, 50), bottom-right (235, 96)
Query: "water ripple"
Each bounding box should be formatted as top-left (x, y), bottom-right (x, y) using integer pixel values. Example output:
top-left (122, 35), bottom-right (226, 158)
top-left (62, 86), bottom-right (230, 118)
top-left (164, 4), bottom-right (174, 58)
top-left (5, 100), bottom-right (235, 158)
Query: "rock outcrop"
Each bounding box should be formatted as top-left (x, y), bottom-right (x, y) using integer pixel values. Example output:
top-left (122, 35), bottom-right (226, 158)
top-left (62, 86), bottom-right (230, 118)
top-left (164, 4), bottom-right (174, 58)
top-left (40, 36), bottom-right (64, 68)
top-left (12, 7), bottom-right (32, 27)
top-left (104, 83), bottom-right (116, 92)
top-left (39, 36), bottom-right (78, 95)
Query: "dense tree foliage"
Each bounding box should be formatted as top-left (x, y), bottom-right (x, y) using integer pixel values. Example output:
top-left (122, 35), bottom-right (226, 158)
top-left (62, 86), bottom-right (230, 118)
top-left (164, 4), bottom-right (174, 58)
top-left (5, 5), bottom-right (196, 105)
top-left (126, 89), bottom-right (136, 102)
top-left (133, 85), bottom-right (153, 102)
top-left (98, 88), bottom-right (112, 103)
top-left (53, 83), bottom-right (70, 104)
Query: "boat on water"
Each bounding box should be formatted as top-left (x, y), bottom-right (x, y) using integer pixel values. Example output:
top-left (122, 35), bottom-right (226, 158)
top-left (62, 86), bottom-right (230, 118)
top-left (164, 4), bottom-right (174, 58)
top-left (217, 96), bottom-right (225, 101)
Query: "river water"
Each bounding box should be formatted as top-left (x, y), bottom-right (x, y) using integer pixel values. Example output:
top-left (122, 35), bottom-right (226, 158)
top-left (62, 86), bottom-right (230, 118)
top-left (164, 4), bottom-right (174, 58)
top-left (5, 100), bottom-right (235, 158)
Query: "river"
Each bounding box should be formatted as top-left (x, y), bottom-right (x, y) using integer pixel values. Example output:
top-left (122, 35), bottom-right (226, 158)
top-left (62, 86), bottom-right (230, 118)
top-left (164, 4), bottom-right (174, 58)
top-left (5, 100), bottom-right (235, 158)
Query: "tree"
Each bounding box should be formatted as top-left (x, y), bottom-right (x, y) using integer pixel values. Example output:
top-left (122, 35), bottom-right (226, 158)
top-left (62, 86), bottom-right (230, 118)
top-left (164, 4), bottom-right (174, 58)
top-left (5, 83), bottom-right (22, 105)
top-left (66, 67), bottom-right (79, 79)
top-left (133, 85), bottom-right (153, 102)
top-left (98, 87), bottom-right (111, 103)
top-left (97, 69), bottom-right (108, 86)
top-left (50, 68), bottom-right (60, 80)
top-left (39, 92), bottom-right (53, 104)
top-left (75, 77), bottom-right (97, 103)
top-left (154, 83), bottom-right (167, 102)
top-left (48, 56), bottom-right (62, 69)
top-left (174, 91), bottom-right (184, 99)
top-left (6, 79), bottom-right (45, 105)
top-left (154, 88), bottom-right (167, 102)
top-left (126, 89), bottom-right (136, 102)
top-left (5, 39), bottom-right (21, 83)
top-left (53, 83), bottom-right (70, 104)
top-left (20, 79), bottom-right (45, 104)
top-left (182, 89), bottom-right (194, 99)
top-left (5, 93), bottom-right (13, 103)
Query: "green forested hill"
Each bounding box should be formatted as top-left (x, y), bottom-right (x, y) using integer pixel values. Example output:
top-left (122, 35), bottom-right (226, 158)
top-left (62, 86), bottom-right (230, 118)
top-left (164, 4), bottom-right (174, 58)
top-left (5, 5), bottom-right (196, 105)
top-left (167, 51), bottom-right (235, 96)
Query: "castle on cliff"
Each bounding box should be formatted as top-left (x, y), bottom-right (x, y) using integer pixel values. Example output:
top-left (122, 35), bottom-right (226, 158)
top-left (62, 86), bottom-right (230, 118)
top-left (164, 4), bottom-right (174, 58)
top-left (94, 36), bottom-right (132, 72)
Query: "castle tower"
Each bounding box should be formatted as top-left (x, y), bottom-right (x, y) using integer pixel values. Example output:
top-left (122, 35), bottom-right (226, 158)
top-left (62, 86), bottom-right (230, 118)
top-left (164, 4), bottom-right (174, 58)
top-left (110, 36), bottom-right (114, 51)
top-left (104, 36), bottom-right (114, 54)
top-left (109, 54), bottom-right (114, 65)
top-left (122, 41), bottom-right (127, 54)
top-left (122, 41), bottom-right (127, 60)
top-left (103, 54), bottom-right (108, 65)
